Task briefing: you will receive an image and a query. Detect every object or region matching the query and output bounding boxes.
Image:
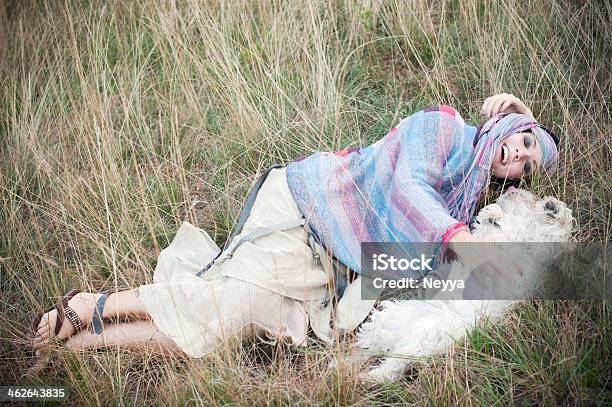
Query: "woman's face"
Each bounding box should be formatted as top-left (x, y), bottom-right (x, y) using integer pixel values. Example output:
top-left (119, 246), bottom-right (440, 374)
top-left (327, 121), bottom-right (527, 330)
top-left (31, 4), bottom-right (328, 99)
top-left (491, 131), bottom-right (543, 180)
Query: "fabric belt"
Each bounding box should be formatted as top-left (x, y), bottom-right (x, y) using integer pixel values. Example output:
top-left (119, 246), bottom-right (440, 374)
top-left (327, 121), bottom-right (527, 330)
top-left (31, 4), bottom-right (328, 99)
top-left (224, 219), bottom-right (306, 256)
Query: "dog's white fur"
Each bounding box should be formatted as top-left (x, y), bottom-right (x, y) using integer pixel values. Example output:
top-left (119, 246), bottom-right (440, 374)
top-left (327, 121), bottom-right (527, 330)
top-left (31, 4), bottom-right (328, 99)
top-left (354, 188), bottom-right (575, 382)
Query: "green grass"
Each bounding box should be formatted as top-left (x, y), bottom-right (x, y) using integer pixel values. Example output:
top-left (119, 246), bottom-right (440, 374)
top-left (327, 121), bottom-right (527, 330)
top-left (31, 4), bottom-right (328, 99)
top-left (1, 0), bottom-right (610, 405)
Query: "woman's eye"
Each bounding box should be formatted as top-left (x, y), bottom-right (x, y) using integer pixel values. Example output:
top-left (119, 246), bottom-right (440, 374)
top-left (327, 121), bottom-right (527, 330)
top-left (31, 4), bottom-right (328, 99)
top-left (524, 161), bottom-right (532, 175)
top-left (524, 136), bottom-right (531, 148)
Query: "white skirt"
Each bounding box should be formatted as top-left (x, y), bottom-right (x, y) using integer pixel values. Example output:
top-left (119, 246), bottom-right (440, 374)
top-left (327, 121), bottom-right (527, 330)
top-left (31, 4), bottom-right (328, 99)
top-left (137, 167), bottom-right (331, 357)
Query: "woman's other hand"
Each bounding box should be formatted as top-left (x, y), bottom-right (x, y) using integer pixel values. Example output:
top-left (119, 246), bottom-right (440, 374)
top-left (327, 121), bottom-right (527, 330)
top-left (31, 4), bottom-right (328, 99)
top-left (480, 93), bottom-right (534, 119)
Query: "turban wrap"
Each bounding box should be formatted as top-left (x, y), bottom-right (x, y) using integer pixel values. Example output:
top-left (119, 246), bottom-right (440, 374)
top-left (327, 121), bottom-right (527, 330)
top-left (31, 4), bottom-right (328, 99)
top-left (447, 113), bottom-right (559, 223)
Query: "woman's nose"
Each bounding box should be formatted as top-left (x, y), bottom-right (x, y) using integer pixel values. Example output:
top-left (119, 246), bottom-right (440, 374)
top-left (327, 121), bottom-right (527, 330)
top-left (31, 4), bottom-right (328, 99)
top-left (514, 147), bottom-right (528, 161)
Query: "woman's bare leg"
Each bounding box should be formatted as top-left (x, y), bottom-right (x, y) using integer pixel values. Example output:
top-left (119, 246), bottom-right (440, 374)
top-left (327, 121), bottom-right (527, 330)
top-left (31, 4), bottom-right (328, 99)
top-left (33, 288), bottom-right (150, 349)
top-left (100, 288), bottom-right (149, 319)
top-left (64, 320), bottom-right (188, 356)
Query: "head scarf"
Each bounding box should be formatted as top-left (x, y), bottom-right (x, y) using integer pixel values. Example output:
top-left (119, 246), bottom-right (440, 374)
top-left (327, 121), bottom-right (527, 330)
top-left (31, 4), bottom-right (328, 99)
top-left (447, 112), bottom-right (559, 224)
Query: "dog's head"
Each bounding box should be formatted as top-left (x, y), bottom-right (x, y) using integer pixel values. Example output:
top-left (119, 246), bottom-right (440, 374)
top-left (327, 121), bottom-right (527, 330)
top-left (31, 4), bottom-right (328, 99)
top-left (472, 187), bottom-right (537, 235)
top-left (495, 186), bottom-right (537, 216)
top-left (472, 187), bottom-right (575, 242)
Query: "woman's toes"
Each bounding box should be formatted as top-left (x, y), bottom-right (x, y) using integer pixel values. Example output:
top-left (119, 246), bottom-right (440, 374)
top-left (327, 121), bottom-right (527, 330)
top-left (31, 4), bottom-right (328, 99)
top-left (36, 323), bottom-right (50, 336)
top-left (36, 326), bottom-right (52, 340)
top-left (35, 314), bottom-right (52, 335)
top-left (32, 338), bottom-right (46, 350)
top-left (33, 332), bottom-right (49, 343)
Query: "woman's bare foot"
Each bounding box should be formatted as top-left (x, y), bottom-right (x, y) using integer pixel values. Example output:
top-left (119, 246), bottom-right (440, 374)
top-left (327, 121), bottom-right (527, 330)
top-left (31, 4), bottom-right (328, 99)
top-left (32, 292), bottom-right (104, 350)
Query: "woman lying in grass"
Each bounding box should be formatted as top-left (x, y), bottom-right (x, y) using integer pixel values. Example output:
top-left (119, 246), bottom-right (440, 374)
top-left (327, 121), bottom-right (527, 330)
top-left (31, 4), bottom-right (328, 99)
top-left (30, 93), bottom-right (560, 365)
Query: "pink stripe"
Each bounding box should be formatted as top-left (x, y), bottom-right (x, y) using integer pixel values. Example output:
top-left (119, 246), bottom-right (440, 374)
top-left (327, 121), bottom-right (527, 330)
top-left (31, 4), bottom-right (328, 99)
top-left (439, 105), bottom-right (456, 116)
top-left (390, 181), bottom-right (437, 240)
top-left (335, 160), bottom-right (371, 242)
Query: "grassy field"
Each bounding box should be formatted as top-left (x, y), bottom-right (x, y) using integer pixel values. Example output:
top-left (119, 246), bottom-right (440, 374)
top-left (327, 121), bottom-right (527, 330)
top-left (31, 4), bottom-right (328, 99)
top-left (1, 0), bottom-right (610, 405)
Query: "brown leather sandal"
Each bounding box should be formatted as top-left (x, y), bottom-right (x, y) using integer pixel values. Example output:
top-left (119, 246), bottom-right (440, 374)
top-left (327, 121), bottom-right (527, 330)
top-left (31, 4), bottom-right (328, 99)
top-left (28, 289), bottom-right (85, 372)
top-left (30, 289), bottom-right (85, 342)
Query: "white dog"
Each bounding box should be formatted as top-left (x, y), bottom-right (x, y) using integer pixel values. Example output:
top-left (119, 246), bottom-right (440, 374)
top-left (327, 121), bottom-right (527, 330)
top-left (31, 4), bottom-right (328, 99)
top-left (354, 187), bottom-right (575, 382)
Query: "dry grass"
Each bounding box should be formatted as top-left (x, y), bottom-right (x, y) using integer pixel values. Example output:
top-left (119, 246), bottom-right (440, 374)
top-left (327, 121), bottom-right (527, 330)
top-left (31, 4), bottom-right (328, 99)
top-left (0, 0), bottom-right (610, 405)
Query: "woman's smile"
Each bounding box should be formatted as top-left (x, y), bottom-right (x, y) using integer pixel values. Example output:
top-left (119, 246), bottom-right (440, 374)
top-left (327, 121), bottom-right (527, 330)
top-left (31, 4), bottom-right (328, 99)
top-left (500, 143), bottom-right (509, 165)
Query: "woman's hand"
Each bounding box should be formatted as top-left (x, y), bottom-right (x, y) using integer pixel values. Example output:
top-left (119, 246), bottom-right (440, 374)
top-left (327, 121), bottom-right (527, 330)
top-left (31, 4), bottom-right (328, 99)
top-left (480, 93), bottom-right (534, 119)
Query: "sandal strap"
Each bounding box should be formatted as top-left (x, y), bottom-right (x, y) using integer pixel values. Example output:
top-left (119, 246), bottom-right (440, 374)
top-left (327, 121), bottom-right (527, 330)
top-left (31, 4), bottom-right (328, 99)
top-left (54, 289), bottom-right (81, 336)
top-left (90, 291), bottom-right (112, 335)
top-left (54, 309), bottom-right (63, 336)
top-left (63, 306), bottom-right (85, 333)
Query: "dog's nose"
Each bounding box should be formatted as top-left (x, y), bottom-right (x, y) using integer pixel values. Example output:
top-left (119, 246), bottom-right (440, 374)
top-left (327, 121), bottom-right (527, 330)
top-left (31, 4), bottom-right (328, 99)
top-left (507, 186), bottom-right (517, 194)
